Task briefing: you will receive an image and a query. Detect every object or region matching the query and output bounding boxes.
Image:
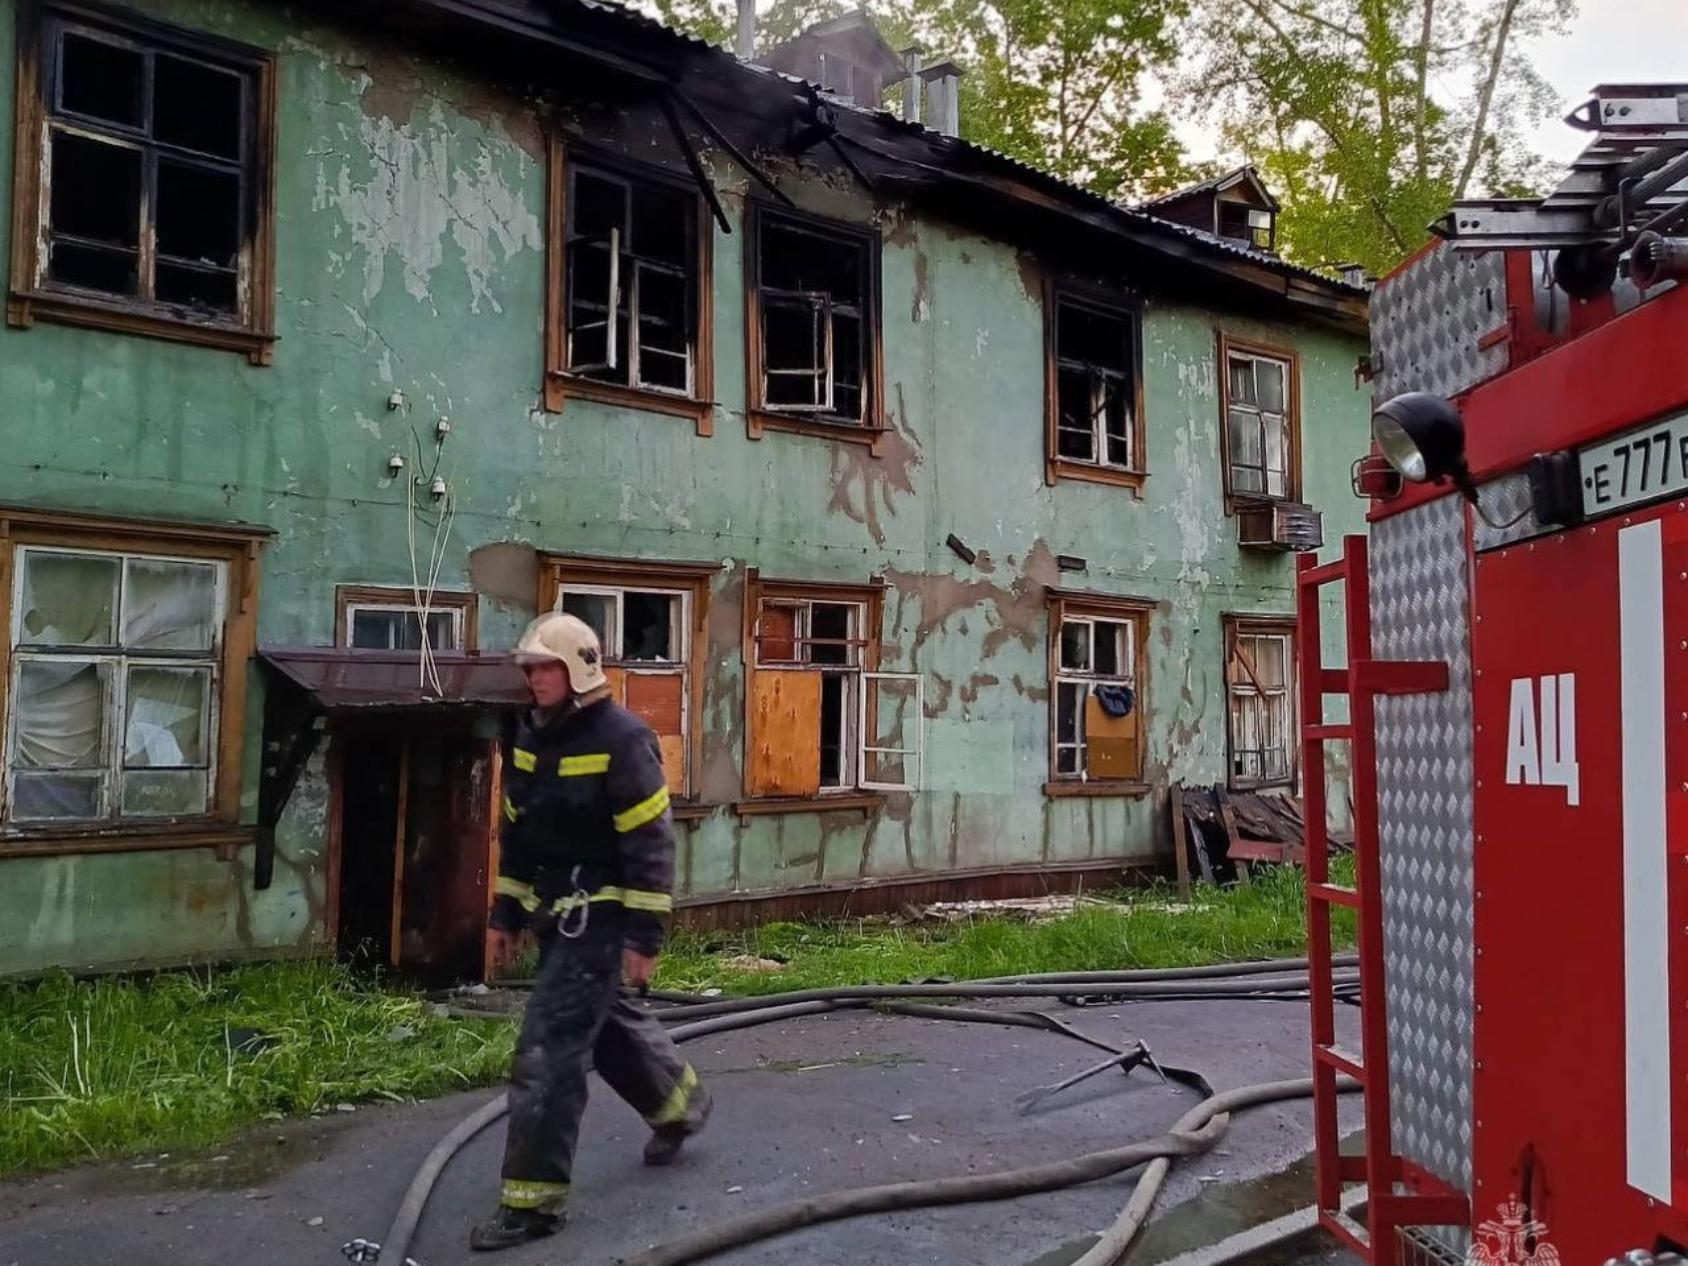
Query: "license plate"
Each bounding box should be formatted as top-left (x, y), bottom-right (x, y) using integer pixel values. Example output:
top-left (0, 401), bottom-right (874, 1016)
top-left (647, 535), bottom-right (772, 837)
top-left (1579, 410), bottom-right (1688, 518)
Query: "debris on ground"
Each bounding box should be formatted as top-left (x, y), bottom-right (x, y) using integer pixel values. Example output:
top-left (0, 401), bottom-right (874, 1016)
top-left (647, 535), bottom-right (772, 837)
top-left (882, 895), bottom-right (1122, 926)
top-left (719, 955), bottom-right (788, 973)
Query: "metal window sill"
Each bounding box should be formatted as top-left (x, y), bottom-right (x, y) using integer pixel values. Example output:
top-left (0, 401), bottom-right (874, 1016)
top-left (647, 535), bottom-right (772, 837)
top-left (1043, 780), bottom-right (1153, 799)
top-left (732, 792), bottom-right (886, 820)
top-left (747, 408), bottom-right (887, 450)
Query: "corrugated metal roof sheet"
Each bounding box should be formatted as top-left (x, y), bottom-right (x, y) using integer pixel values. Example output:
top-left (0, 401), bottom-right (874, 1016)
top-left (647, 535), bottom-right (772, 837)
top-left (261, 649), bottom-right (528, 711)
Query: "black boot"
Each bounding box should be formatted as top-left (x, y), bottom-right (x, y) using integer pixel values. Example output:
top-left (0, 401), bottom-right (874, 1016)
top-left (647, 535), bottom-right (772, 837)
top-left (469, 1206), bottom-right (563, 1252)
top-left (644, 1084), bottom-right (713, 1167)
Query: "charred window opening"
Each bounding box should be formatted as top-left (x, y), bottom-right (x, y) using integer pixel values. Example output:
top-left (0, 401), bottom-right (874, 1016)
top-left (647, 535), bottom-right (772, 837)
top-left (1226, 621), bottom-right (1294, 788)
top-left (35, 14), bottom-right (258, 323)
top-left (1225, 349), bottom-right (1292, 500)
top-left (754, 212), bottom-right (875, 426)
top-left (1054, 295), bottom-right (1138, 470)
top-left (565, 167), bottom-right (698, 395)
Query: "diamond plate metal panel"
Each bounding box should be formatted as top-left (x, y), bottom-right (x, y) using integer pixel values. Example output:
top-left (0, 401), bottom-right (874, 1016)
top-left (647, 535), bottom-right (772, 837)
top-left (1370, 495), bottom-right (1475, 1216)
top-left (1372, 243), bottom-right (1509, 403)
top-left (1472, 470), bottom-right (1548, 552)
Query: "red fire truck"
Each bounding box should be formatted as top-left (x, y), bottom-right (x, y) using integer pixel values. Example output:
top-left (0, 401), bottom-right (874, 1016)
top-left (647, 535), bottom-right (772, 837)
top-left (1301, 85), bottom-right (1688, 1266)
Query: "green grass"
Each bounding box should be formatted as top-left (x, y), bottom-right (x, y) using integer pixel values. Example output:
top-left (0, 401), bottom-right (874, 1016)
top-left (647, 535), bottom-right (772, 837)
top-left (0, 959), bottom-right (515, 1176)
top-left (655, 860), bottom-right (1356, 996)
top-left (0, 861), bottom-right (1352, 1177)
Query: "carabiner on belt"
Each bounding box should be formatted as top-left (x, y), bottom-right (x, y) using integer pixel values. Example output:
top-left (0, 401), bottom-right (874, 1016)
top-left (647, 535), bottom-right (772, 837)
top-left (558, 865), bottom-right (591, 940)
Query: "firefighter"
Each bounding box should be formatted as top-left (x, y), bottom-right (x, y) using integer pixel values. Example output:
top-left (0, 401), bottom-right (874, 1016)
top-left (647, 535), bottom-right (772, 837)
top-left (471, 611), bottom-right (711, 1253)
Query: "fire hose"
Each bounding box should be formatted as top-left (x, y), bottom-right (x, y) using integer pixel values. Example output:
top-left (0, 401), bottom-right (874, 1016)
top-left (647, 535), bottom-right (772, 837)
top-left (357, 958), bottom-right (1360, 1266)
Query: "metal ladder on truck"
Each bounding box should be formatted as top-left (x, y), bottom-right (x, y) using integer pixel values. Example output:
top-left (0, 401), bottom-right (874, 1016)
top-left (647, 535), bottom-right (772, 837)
top-left (1295, 536), bottom-right (1469, 1266)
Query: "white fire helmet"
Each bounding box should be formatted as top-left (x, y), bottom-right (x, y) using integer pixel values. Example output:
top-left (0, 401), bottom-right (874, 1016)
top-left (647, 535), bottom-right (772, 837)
top-left (512, 612), bottom-right (608, 693)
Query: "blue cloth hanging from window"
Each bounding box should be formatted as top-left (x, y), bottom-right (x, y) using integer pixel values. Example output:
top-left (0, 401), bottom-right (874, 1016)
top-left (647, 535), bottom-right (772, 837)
top-left (1094, 684), bottom-right (1134, 718)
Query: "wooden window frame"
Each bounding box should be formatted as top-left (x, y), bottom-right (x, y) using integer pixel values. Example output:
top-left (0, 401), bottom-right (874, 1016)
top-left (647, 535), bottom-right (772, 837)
top-left (743, 202), bottom-right (887, 452)
top-left (737, 570), bottom-right (887, 815)
top-left (333, 584), bottom-right (478, 651)
top-left (1043, 279), bottom-right (1147, 494)
top-left (542, 139), bottom-right (716, 434)
top-left (1043, 587), bottom-right (1153, 798)
top-left (1217, 331), bottom-right (1301, 510)
top-left (537, 554), bottom-right (714, 801)
top-left (6, 0), bottom-right (279, 363)
top-left (1223, 613), bottom-right (1297, 791)
top-left (0, 504), bottom-right (266, 855)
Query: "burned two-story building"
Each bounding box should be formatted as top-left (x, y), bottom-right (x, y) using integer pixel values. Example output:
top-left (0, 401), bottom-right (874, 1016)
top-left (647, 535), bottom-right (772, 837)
top-left (0, 0), bottom-right (1369, 978)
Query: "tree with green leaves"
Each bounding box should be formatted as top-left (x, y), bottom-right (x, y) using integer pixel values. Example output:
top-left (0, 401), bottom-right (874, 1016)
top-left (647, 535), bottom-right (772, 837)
top-left (1186, 0), bottom-right (1576, 274)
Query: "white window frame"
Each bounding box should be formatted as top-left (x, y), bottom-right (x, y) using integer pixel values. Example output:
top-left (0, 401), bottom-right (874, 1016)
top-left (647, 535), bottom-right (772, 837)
top-left (1052, 613), bottom-right (1139, 782)
top-left (1225, 349), bottom-right (1291, 501)
top-left (343, 601), bottom-right (464, 652)
top-left (1227, 624), bottom-right (1295, 789)
top-left (6, 544), bottom-right (227, 824)
top-left (858, 671), bottom-right (924, 792)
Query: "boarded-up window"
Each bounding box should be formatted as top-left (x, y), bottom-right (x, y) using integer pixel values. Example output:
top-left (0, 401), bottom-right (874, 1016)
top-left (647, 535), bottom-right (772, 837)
top-left (743, 580), bottom-right (919, 799)
top-left (559, 583), bottom-right (690, 792)
top-left (538, 557), bottom-right (713, 801)
top-left (1048, 595), bottom-right (1148, 786)
top-left (1226, 618), bottom-right (1295, 788)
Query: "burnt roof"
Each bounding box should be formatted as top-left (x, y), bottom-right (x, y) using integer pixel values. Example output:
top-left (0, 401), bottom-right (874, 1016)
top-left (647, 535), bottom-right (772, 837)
top-left (354, 0), bottom-right (1365, 328)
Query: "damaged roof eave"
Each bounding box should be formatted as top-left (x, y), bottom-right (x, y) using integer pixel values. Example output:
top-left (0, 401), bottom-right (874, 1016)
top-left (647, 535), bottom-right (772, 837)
top-left (321, 0), bottom-right (1367, 330)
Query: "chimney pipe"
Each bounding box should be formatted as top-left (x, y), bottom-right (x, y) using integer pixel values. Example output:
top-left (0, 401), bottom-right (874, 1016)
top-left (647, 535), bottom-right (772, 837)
top-left (735, 0), bottom-right (756, 60)
top-left (901, 46), bottom-right (924, 125)
top-left (922, 61), bottom-right (963, 136)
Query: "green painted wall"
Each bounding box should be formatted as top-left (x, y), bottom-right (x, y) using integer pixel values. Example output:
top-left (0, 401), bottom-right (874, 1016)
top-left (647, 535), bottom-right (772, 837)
top-left (0, 0), bottom-right (1363, 974)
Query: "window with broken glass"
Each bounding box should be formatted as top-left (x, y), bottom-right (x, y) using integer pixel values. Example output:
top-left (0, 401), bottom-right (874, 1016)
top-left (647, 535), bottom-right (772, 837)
top-left (1223, 348), bottom-right (1294, 500)
top-left (6, 547), bottom-right (226, 824)
top-left (1226, 621), bottom-right (1294, 788)
top-left (753, 598), bottom-right (864, 791)
top-left (24, 7), bottom-right (265, 326)
top-left (1052, 611), bottom-right (1143, 783)
top-left (564, 165), bottom-right (698, 395)
top-left (1053, 294), bottom-right (1140, 471)
top-left (752, 211), bottom-right (876, 426)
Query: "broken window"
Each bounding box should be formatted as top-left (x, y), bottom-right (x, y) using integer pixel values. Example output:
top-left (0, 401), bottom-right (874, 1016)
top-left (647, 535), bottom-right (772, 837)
top-left (1226, 620), bottom-right (1295, 788)
top-left (1223, 345), bottom-right (1295, 501)
top-left (559, 583), bottom-right (691, 793)
top-left (1218, 202), bottom-right (1274, 252)
top-left (28, 9), bottom-right (263, 325)
top-left (1053, 294), bottom-right (1139, 471)
top-left (564, 165), bottom-right (698, 395)
top-left (1049, 601), bottom-right (1145, 785)
top-left (745, 585), bottom-right (919, 797)
top-left (752, 211), bottom-right (876, 426)
top-left (6, 547), bottom-right (227, 823)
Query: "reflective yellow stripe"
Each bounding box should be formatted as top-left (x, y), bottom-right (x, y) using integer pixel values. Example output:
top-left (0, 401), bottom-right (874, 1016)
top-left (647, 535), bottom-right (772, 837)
top-left (648, 1064), bottom-right (699, 1128)
top-left (502, 796), bottom-right (520, 823)
top-left (548, 886), bottom-right (673, 915)
top-left (511, 748), bottom-right (537, 773)
top-left (559, 753), bottom-right (611, 777)
top-left (501, 1179), bottom-right (568, 1211)
top-left (613, 786), bottom-right (671, 833)
top-left (620, 888), bottom-right (674, 914)
top-left (496, 875), bottom-right (541, 912)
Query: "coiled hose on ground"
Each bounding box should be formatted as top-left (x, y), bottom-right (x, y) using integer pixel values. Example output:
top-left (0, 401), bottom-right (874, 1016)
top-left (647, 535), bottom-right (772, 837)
top-left (371, 957), bottom-right (1358, 1266)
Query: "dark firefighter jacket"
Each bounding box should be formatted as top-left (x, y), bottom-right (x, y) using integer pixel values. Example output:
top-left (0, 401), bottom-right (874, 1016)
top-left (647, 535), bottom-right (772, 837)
top-left (489, 692), bottom-right (675, 956)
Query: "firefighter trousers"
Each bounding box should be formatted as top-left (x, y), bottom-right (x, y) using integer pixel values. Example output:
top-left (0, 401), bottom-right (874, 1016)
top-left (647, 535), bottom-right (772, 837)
top-left (498, 914), bottom-right (707, 1216)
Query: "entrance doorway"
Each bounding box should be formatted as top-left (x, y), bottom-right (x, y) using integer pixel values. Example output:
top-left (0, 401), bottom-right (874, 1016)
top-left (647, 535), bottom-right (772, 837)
top-left (333, 722), bottom-right (501, 982)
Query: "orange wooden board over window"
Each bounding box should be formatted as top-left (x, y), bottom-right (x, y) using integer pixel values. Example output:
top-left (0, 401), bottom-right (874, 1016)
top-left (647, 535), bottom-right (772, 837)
top-left (747, 670), bottom-right (823, 797)
top-left (1085, 693), bottom-right (1140, 780)
top-left (625, 671), bottom-right (686, 790)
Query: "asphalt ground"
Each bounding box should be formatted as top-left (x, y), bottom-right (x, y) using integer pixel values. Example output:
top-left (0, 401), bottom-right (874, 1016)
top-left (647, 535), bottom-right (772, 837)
top-left (0, 996), bottom-right (1364, 1266)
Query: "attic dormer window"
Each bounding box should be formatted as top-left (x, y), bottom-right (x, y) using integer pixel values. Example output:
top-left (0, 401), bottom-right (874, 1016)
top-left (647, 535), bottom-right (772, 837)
top-left (1219, 203), bottom-right (1274, 252)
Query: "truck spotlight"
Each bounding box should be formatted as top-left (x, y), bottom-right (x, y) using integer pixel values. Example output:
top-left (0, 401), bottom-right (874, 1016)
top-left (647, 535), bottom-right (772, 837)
top-left (1371, 392), bottom-right (1468, 486)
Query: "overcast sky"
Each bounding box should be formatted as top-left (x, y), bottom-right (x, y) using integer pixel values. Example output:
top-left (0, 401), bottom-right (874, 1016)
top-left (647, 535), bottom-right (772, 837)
top-left (1525, 0), bottom-right (1688, 163)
